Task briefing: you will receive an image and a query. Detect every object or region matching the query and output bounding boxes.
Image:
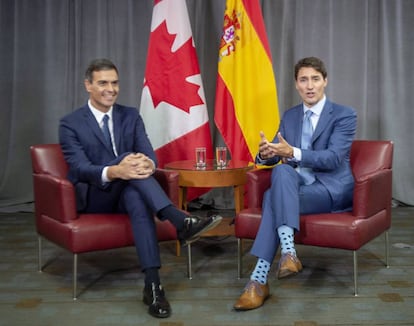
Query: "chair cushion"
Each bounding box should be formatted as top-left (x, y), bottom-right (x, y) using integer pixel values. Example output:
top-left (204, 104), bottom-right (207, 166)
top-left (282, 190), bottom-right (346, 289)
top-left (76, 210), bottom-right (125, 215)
top-left (235, 208), bottom-right (390, 251)
top-left (37, 213), bottom-right (177, 253)
top-left (295, 210), bottom-right (390, 250)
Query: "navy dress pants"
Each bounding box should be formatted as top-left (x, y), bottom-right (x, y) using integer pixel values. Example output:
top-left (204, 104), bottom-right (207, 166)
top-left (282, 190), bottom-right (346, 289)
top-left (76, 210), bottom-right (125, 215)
top-left (250, 164), bottom-right (333, 263)
top-left (84, 176), bottom-right (173, 271)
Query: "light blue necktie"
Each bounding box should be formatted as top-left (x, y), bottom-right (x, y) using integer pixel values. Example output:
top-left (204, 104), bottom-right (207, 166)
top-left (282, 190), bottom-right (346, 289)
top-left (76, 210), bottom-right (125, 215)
top-left (300, 110), bottom-right (315, 185)
top-left (102, 114), bottom-right (114, 153)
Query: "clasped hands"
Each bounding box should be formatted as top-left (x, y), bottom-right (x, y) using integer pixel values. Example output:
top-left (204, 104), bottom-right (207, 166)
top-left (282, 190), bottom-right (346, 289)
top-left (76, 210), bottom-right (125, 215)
top-left (259, 131), bottom-right (294, 161)
top-left (108, 153), bottom-right (155, 180)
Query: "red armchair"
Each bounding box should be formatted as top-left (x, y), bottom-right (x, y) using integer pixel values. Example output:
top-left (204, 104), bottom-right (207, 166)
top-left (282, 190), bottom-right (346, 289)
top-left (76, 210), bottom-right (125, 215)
top-left (30, 144), bottom-right (180, 299)
top-left (235, 140), bottom-right (394, 295)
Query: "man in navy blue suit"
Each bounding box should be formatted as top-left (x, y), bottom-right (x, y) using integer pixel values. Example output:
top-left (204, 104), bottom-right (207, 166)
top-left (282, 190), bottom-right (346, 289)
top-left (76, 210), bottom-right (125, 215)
top-left (59, 58), bottom-right (221, 318)
top-left (234, 57), bottom-right (357, 311)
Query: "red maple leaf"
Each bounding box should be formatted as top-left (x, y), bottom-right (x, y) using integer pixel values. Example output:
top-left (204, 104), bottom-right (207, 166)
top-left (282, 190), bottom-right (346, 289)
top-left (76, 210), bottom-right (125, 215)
top-left (144, 21), bottom-right (204, 113)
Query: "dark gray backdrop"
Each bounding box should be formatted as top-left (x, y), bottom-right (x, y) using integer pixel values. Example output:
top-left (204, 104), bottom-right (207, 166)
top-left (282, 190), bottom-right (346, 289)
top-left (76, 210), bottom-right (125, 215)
top-left (1, 0), bottom-right (413, 209)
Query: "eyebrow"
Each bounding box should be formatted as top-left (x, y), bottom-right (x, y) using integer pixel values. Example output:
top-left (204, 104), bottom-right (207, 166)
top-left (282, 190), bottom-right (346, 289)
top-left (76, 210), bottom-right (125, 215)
top-left (298, 75), bottom-right (322, 80)
top-left (97, 79), bottom-right (119, 83)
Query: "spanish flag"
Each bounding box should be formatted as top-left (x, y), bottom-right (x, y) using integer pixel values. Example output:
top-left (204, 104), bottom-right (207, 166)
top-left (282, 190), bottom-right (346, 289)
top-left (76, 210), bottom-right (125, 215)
top-left (214, 0), bottom-right (279, 163)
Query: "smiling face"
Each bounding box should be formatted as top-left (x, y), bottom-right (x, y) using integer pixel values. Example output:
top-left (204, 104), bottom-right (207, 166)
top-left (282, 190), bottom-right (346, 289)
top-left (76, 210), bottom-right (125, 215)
top-left (295, 67), bottom-right (328, 108)
top-left (84, 69), bottom-right (119, 112)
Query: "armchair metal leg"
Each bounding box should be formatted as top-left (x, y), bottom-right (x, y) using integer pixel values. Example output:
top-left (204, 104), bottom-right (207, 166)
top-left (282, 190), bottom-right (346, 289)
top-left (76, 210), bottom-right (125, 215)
top-left (353, 251), bottom-right (358, 296)
top-left (237, 238), bottom-right (242, 279)
top-left (38, 236), bottom-right (42, 272)
top-left (187, 244), bottom-right (192, 280)
top-left (385, 231), bottom-right (390, 268)
top-left (73, 254), bottom-right (78, 300)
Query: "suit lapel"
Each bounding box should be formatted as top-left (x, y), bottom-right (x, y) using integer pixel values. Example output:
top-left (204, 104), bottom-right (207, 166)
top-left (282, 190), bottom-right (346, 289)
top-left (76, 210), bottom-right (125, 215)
top-left (293, 106), bottom-right (304, 147)
top-left (112, 105), bottom-right (122, 153)
top-left (83, 105), bottom-right (113, 152)
top-left (311, 100), bottom-right (333, 143)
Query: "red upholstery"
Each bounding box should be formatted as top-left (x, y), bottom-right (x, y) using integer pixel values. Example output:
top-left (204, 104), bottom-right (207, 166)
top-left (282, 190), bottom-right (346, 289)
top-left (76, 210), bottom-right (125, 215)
top-left (31, 144), bottom-right (179, 253)
top-left (235, 140), bottom-right (393, 294)
top-left (30, 144), bottom-right (180, 298)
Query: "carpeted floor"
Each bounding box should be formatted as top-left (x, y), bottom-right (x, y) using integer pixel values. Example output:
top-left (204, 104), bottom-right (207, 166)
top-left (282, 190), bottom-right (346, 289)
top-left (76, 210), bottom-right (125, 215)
top-left (0, 206), bottom-right (413, 326)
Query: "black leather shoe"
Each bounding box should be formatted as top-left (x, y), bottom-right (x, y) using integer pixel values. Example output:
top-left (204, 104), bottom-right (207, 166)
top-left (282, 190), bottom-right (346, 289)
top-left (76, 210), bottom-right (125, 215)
top-left (177, 214), bottom-right (222, 246)
top-left (143, 283), bottom-right (171, 318)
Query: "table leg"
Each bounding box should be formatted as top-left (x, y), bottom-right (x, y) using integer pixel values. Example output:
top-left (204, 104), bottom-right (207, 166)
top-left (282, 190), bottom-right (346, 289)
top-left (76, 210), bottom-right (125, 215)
top-left (175, 241), bottom-right (181, 257)
top-left (178, 186), bottom-right (188, 211)
top-left (234, 185), bottom-right (244, 214)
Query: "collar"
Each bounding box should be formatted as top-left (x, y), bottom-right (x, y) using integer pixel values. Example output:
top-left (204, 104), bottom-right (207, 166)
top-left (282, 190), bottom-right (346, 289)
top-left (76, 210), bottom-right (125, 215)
top-left (303, 95), bottom-right (326, 117)
top-left (88, 100), bottom-right (113, 123)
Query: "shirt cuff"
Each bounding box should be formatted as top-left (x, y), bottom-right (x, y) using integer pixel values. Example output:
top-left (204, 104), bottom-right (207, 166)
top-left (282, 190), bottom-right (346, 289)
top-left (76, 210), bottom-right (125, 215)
top-left (102, 166), bottom-right (110, 183)
top-left (293, 147), bottom-right (302, 161)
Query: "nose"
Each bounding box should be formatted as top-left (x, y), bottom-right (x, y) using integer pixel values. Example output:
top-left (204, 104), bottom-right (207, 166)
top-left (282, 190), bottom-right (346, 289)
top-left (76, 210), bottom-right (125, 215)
top-left (106, 84), bottom-right (114, 92)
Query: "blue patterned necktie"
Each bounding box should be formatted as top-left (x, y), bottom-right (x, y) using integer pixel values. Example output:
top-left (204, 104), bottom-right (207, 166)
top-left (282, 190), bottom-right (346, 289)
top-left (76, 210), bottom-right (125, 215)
top-left (102, 114), bottom-right (114, 153)
top-left (300, 110), bottom-right (315, 185)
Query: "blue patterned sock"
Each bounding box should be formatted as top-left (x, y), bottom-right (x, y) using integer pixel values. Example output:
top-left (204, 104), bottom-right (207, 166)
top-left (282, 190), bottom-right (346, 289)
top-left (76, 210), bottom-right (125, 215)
top-left (277, 225), bottom-right (296, 256)
top-left (250, 258), bottom-right (271, 285)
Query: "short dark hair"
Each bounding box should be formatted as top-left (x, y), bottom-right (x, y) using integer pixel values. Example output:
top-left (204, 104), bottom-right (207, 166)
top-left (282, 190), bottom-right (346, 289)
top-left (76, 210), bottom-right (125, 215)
top-left (294, 57), bottom-right (327, 80)
top-left (85, 58), bottom-right (118, 82)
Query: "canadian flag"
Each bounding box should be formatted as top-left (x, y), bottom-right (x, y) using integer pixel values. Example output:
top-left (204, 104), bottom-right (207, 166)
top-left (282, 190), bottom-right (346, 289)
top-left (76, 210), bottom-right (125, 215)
top-left (140, 0), bottom-right (213, 177)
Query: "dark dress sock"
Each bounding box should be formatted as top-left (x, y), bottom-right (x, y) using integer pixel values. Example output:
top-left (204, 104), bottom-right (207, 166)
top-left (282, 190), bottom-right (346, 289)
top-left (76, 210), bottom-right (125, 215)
top-left (144, 267), bottom-right (161, 288)
top-left (157, 205), bottom-right (186, 230)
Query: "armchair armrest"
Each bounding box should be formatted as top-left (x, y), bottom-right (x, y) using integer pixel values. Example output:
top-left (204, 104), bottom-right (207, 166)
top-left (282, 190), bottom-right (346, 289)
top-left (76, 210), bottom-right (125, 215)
top-left (352, 169), bottom-right (392, 218)
top-left (33, 174), bottom-right (78, 223)
top-left (245, 168), bottom-right (272, 208)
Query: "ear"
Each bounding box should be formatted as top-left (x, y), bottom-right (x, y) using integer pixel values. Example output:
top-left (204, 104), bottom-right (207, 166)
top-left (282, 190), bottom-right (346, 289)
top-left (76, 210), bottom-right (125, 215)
top-left (84, 79), bottom-right (91, 92)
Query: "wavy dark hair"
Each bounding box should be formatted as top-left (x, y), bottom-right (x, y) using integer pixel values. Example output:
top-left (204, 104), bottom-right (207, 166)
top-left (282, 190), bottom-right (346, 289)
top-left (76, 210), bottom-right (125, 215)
top-left (294, 57), bottom-right (327, 80)
top-left (85, 58), bottom-right (118, 82)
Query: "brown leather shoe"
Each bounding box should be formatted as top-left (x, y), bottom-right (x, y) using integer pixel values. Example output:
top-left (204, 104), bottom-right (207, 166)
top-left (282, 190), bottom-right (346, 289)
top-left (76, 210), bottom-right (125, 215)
top-left (233, 280), bottom-right (269, 311)
top-left (277, 253), bottom-right (303, 279)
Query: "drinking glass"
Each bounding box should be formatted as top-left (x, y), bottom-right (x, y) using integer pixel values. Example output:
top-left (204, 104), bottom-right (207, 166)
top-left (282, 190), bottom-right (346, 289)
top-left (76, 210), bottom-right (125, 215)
top-left (195, 147), bottom-right (207, 169)
top-left (215, 146), bottom-right (227, 168)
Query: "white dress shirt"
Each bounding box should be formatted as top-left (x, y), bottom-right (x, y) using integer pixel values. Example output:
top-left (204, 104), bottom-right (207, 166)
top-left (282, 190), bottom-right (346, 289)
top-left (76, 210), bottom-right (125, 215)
top-left (88, 101), bottom-right (117, 183)
top-left (292, 95), bottom-right (326, 161)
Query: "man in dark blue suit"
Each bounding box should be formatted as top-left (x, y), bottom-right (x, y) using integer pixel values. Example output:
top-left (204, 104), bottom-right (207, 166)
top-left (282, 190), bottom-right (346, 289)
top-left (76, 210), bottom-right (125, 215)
top-left (234, 57), bottom-right (357, 311)
top-left (59, 58), bottom-right (221, 318)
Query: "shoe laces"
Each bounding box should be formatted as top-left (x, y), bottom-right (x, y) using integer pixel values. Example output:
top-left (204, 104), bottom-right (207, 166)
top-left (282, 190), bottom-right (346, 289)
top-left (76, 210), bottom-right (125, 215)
top-left (151, 283), bottom-right (164, 303)
top-left (244, 280), bottom-right (264, 296)
top-left (184, 215), bottom-right (200, 228)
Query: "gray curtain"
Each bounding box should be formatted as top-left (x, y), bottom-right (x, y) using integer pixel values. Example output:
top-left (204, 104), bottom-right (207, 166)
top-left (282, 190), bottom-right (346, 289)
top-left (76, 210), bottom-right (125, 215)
top-left (1, 0), bottom-right (413, 210)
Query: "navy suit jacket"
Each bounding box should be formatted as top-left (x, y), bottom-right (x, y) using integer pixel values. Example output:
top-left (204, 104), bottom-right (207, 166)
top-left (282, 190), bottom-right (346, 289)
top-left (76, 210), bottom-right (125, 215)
top-left (258, 99), bottom-right (357, 212)
top-left (59, 103), bottom-right (157, 210)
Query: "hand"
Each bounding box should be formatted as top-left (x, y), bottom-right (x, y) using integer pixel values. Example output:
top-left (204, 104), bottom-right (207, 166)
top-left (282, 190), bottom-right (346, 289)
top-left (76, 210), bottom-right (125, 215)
top-left (128, 153), bottom-right (155, 179)
top-left (258, 131), bottom-right (293, 160)
top-left (108, 153), bottom-right (155, 180)
top-left (275, 133), bottom-right (294, 158)
top-left (258, 131), bottom-right (273, 159)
